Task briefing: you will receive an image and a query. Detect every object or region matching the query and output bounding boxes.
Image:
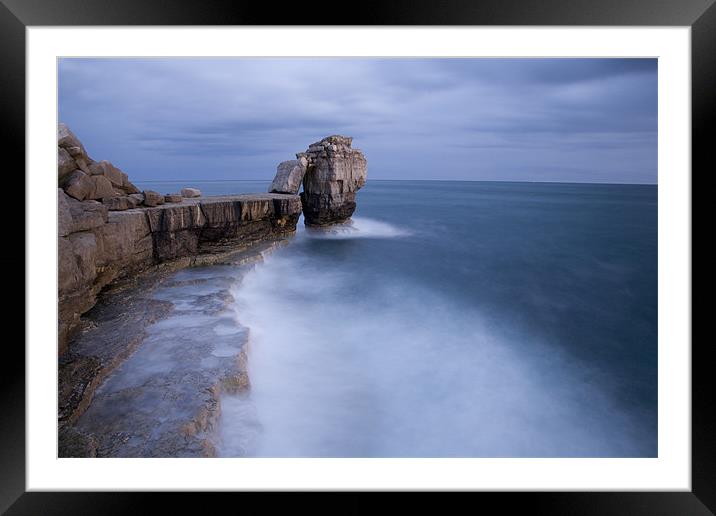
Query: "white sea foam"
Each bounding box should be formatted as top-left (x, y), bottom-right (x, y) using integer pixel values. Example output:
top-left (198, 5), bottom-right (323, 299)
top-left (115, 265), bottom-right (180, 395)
top-left (217, 250), bottom-right (649, 458)
top-left (303, 217), bottom-right (411, 240)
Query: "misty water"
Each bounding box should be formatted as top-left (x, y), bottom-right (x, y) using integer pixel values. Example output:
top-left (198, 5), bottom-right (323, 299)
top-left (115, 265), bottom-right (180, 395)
top-left (139, 180), bottom-right (658, 457)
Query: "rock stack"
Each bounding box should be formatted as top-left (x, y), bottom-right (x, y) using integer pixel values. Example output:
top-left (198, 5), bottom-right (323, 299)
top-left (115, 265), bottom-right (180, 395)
top-left (268, 135), bottom-right (367, 226)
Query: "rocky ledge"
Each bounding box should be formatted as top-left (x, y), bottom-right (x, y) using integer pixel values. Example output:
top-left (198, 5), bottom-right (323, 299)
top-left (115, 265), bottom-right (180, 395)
top-left (59, 191), bottom-right (301, 353)
top-left (59, 242), bottom-right (282, 457)
top-left (57, 124), bottom-right (368, 457)
top-left (58, 126), bottom-right (366, 357)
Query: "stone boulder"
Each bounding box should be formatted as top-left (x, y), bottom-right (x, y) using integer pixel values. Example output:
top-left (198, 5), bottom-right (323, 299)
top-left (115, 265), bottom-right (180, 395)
top-left (87, 159), bottom-right (140, 195)
top-left (87, 161), bottom-right (103, 176)
top-left (98, 160), bottom-right (126, 188)
top-left (268, 160), bottom-right (306, 195)
top-left (128, 193), bottom-right (145, 206)
top-left (181, 188), bottom-right (201, 198)
top-left (126, 196), bottom-right (141, 209)
top-left (58, 123), bottom-right (88, 160)
top-left (122, 181), bottom-right (141, 195)
top-left (58, 148), bottom-right (77, 180)
top-left (62, 170), bottom-right (93, 201)
top-left (58, 123), bottom-right (141, 199)
top-left (164, 193), bottom-right (183, 203)
top-left (87, 175), bottom-right (117, 200)
top-left (299, 135), bottom-right (367, 226)
top-left (58, 123), bottom-right (92, 175)
top-left (143, 190), bottom-right (165, 207)
top-left (102, 196), bottom-right (133, 211)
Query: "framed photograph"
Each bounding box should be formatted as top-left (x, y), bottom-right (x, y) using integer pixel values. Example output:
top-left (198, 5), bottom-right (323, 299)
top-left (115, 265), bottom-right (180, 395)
top-left (5, 0), bottom-right (709, 513)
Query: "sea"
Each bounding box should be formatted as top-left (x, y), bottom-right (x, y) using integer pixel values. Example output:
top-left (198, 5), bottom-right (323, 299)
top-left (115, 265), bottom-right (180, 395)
top-left (134, 179), bottom-right (658, 457)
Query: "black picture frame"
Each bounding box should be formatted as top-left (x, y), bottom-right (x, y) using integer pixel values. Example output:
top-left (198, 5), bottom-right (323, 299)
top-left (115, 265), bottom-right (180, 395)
top-left (2, 0), bottom-right (709, 513)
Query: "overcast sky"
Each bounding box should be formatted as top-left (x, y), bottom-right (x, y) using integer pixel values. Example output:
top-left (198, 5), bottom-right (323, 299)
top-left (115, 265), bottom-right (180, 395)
top-left (58, 58), bottom-right (657, 184)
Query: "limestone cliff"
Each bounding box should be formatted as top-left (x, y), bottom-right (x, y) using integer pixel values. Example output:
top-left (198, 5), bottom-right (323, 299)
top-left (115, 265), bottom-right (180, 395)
top-left (58, 127), bottom-right (366, 352)
top-left (57, 124), bottom-right (302, 353)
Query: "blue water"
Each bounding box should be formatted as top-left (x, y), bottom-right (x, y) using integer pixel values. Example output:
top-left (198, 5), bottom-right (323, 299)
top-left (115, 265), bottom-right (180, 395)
top-left (151, 180), bottom-right (658, 457)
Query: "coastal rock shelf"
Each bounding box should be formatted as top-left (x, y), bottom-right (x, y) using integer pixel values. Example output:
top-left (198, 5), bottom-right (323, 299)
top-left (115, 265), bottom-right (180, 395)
top-left (57, 123), bottom-right (308, 352)
top-left (57, 124), bottom-right (368, 457)
top-left (58, 190), bottom-right (301, 352)
top-left (58, 246), bottom-right (280, 457)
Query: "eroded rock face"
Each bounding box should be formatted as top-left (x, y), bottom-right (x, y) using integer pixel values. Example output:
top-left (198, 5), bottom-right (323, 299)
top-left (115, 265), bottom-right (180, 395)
top-left (299, 135), bottom-right (367, 226)
top-left (57, 124), bottom-right (304, 353)
top-left (58, 194), bottom-right (301, 352)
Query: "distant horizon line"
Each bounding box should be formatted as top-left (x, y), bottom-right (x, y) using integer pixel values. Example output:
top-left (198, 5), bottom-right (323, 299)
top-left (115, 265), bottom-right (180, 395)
top-left (134, 178), bottom-right (658, 186)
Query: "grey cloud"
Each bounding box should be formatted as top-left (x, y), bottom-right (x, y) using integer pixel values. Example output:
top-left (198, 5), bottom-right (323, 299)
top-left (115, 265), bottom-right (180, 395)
top-left (59, 58), bottom-right (657, 183)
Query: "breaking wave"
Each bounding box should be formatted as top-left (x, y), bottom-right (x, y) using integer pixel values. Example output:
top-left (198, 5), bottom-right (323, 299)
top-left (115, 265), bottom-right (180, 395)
top-left (217, 249), bottom-right (650, 458)
top-left (303, 217), bottom-right (411, 240)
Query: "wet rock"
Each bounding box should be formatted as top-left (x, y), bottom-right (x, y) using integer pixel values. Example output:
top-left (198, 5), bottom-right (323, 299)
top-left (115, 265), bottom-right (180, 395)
top-left (181, 188), bottom-right (201, 198)
top-left (58, 265), bottom-right (256, 457)
top-left (143, 190), bottom-right (165, 207)
top-left (58, 424), bottom-right (98, 458)
top-left (59, 288), bottom-right (175, 426)
top-left (299, 135), bottom-right (367, 226)
top-left (268, 159), bottom-right (306, 194)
